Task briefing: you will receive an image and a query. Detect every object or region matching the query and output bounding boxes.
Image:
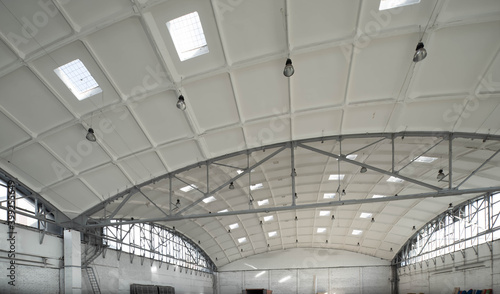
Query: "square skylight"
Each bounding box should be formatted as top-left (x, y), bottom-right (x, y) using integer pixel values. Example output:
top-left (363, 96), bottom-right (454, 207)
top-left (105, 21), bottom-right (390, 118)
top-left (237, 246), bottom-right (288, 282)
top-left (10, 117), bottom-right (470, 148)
top-left (202, 196), bottom-right (216, 203)
top-left (319, 210), bottom-right (331, 217)
top-left (257, 199), bottom-right (269, 206)
top-left (323, 193), bottom-right (336, 199)
top-left (263, 215), bottom-right (274, 222)
top-left (54, 59), bottom-right (102, 100)
top-left (352, 229), bottom-right (363, 235)
top-left (218, 209), bottom-right (228, 213)
top-left (166, 12), bottom-right (209, 61)
top-left (317, 227), bottom-right (327, 233)
top-left (379, 0), bottom-right (420, 11)
top-left (329, 174), bottom-right (345, 181)
top-left (229, 223), bottom-right (239, 230)
top-left (250, 183), bottom-right (263, 191)
top-left (414, 156), bottom-right (438, 163)
top-left (387, 176), bottom-right (404, 183)
top-left (372, 194), bottom-right (386, 198)
top-left (268, 231), bottom-right (277, 237)
top-left (360, 212), bottom-right (373, 219)
top-left (180, 184), bottom-right (197, 192)
top-left (238, 237), bottom-right (247, 243)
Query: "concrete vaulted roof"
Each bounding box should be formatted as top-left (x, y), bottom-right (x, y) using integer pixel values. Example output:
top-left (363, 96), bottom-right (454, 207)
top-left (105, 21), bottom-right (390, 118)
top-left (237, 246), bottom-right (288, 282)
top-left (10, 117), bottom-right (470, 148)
top-left (0, 0), bottom-right (499, 268)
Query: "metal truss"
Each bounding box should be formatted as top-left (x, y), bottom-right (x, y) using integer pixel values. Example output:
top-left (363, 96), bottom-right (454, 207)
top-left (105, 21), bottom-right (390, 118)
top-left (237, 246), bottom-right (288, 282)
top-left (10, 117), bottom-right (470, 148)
top-left (0, 168), bottom-right (69, 243)
top-left (393, 191), bottom-right (500, 267)
top-left (95, 221), bottom-right (216, 272)
top-left (72, 131), bottom-right (500, 228)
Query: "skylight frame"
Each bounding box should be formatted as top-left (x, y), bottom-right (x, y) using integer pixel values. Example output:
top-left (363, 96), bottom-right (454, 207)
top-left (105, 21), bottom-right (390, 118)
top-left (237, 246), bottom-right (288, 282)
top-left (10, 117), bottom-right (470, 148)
top-left (180, 184), bottom-right (197, 192)
top-left (202, 196), bottom-right (216, 204)
top-left (323, 193), bottom-right (336, 199)
top-left (166, 11), bottom-right (209, 62)
top-left (54, 59), bottom-right (102, 101)
top-left (379, 0), bottom-right (421, 11)
top-left (328, 174), bottom-right (345, 181)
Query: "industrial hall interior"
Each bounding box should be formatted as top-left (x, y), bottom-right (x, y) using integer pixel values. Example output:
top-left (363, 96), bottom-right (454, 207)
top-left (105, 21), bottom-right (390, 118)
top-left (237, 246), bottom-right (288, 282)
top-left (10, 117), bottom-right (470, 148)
top-left (0, 0), bottom-right (500, 293)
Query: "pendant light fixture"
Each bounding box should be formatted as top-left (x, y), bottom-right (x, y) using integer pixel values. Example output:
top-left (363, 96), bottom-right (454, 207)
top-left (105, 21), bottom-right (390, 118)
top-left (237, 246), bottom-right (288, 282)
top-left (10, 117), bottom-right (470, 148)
top-left (176, 95), bottom-right (186, 110)
top-left (283, 58), bottom-right (294, 77)
top-left (86, 128), bottom-right (96, 142)
top-left (413, 42), bottom-right (427, 62)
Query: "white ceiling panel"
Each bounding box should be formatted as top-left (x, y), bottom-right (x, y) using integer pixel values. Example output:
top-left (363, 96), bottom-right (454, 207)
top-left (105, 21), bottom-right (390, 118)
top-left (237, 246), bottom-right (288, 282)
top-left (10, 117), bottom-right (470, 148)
top-left (232, 59), bottom-right (289, 122)
top-left (0, 0), bottom-right (72, 57)
top-left (243, 117), bottom-right (291, 148)
top-left (0, 67), bottom-right (73, 135)
top-left (0, 39), bottom-right (17, 70)
top-left (44, 178), bottom-right (100, 214)
top-left (289, 0), bottom-right (359, 49)
top-left (0, 112), bottom-right (30, 153)
top-left (202, 127), bottom-right (245, 158)
top-left (80, 163), bottom-right (131, 200)
top-left (158, 140), bottom-right (204, 171)
top-left (342, 104), bottom-right (396, 134)
top-left (216, 0), bottom-right (285, 64)
top-left (86, 17), bottom-right (172, 99)
top-left (291, 47), bottom-right (348, 111)
top-left (41, 124), bottom-right (111, 173)
top-left (94, 106), bottom-right (151, 158)
top-left (118, 151), bottom-right (167, 185)
top-left (409, 21), bottom-right (500, 98)
top-left (131, 90), bottom-right (193, 145)
top-left (31, 40), bottom-right (121, 117)
top-left (438, 0), bottom-right (500, 23)
top-left (56, 0), bottom-right (134, 31)
top-left (347, 33), bottom-right (419, 103)
top-left (8, 143), bottom-right (71, 189)
top-left (293, 109), bottom-right (342, 139)
top-left (184, 73), bottom-right (240, 132)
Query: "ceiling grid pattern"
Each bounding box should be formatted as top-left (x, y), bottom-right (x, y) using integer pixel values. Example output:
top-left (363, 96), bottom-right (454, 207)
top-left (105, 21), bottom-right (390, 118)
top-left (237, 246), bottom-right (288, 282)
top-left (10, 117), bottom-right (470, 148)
top-left (0, 0), bottom-right (499, 267)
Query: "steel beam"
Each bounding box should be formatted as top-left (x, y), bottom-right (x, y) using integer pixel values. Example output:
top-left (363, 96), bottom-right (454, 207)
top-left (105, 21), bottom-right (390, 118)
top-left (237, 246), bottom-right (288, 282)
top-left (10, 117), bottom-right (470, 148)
top-left (456, 148), bottom-right (500, 189)
top-left (84, 186), bottom-right (500, 227)
top-left (298, 142), bottom-right (442, 191)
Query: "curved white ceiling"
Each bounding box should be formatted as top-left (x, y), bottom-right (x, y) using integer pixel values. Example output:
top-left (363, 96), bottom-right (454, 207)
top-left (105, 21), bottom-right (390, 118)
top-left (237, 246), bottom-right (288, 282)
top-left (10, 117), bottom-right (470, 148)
top-left (0, 0), bottom-right (499, 268)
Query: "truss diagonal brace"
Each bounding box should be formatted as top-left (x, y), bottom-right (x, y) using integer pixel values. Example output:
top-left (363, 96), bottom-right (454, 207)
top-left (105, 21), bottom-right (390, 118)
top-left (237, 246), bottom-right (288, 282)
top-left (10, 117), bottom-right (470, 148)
top-left (175, 145), bottom-right (288, 215)
top-left (297, 143), bottom-right (442, 191)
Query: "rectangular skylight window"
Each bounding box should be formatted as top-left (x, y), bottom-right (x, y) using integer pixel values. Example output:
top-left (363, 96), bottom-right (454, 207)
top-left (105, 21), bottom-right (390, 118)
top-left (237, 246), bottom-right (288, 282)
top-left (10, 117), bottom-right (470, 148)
top-left (323, 193), bottom-right (336, 199)
top-left (238, 237), bottom-right (247, 243)
top-left (360, 212), bottom-right (373, 218)
top-left (229, 223), bottom-right (239, 230)
top-left (329, 174), bottom-right (345, 181)
top-left (202, 196), bottom-right (216, 203)
top-left (268, 231), bottom-right (277, 237)
top-left (352, 229), bottom-right (363, 235)
top-left (218, 209), bottom-right (228, 213)
top-left (372, 194), bottom-right (386, 198)
top-left (414, 156), bottom-right (438, 163)
top-left (257, 199), bottom-right (269, 206)
top-left (379, 0), bottom-right (420, 11)
top-left (317, 227), bottom-right (327, 233)
top-left (237, 169), bottom-right (254, 175)
top-left (387, 176), bottom-right (404, 183)
top-left (319, 210), bottom-right (331, 217)
top-left (54, 59), bottom-right (102, 101)
top-left (250, 183), bottom-right (263, 191)
top-left (255, 271), bottom-right (266, 278)
top-left (346, 154), bottom-right (358, 160)
top-left (180, 184), bottom-right (197, 192)
top-left (263, 215), bottom-right (274, 222)
top-left (166, 12), bottom-right (209, 61)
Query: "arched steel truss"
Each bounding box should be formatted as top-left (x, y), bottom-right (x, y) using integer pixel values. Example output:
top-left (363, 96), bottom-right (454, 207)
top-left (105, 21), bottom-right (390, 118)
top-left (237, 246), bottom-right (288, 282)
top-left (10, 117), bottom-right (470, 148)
top-left (72, 131), bottom-right (500, 228)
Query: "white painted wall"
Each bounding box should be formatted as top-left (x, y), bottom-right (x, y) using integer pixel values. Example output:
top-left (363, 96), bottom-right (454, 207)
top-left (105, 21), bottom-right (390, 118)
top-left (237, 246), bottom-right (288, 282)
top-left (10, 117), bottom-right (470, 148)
top-left (0, 222), bottom-right (63, 293)
top-left (81, 249), bottom-right (214, 294)
top-left (217, 248), bottom-right (392, 294)
top-left (398, 240), bottom-right (500, 294)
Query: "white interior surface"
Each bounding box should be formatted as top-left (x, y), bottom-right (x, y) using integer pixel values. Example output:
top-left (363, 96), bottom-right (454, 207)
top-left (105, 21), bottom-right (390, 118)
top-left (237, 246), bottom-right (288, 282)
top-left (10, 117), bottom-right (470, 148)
top-left (0, 0), bottom-right (499, 270)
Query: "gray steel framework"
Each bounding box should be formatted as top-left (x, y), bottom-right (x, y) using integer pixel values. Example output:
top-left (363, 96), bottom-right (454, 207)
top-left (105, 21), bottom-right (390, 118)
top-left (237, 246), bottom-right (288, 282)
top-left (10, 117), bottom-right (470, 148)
top-left (393, 192), bottom-right (500, 268)
top-left (73, 131), bottom-right (500, 229)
